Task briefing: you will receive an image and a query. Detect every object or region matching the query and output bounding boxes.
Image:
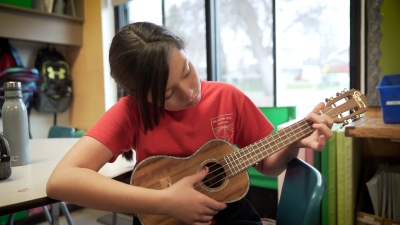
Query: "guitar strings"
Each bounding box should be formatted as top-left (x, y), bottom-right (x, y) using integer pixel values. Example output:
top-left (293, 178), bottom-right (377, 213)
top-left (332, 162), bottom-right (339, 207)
top-left (193, 106), bottom-right (339, 192)
top-left (193, 117), bottom-right (314, 191)
top-left (199, 93), bottom-right (361, 188)
top-left (194, 109), bottom-right (332, 191)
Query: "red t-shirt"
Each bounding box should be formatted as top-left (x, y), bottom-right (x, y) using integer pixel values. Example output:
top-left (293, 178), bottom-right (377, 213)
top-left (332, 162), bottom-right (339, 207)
top-left (85, 80), bottom-right (274, 165)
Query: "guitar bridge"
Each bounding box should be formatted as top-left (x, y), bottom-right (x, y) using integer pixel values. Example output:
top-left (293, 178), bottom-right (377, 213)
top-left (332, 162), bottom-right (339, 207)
top-left (159, 177), bottom-right (172, 189)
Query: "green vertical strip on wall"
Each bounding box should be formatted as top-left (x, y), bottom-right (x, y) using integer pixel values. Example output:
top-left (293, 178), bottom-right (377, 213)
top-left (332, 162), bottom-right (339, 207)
top-left (379, 0), bottom-right (400, 79)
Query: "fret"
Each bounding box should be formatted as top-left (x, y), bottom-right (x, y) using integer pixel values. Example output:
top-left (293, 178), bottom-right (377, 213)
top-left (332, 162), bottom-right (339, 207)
top-left (247, 143), bottom-right (260, 166)
top-left (288, 135), bottom-right (297, 143)
top-left (297, 120), bottom-right (307, 135)
top-left (275, 133), bottom-right (286, 149)
top-left (280, 128), bottom-right (290, 143)
top-left (225, 154), bottom-right (237, 176)
top-left (276, 132), bottom-right (285, 148)
top-left (251, 141), bottom-right (262, 165)
top-left (264, 136), bottom-right (274, 156)
top-left (261, 141), bottom-right (268, 157)
top-left (291, 125), bottom-right (298, 136)
top-left (253, 142), bottom-right (263, 162)
top-left (221, 158), bottom-right (234, 178)
top-left (241, 147), bottom-right (252, 168)
top-left (231, 152), bottom-right (242, 173)
top-left (251, 152), bottom-right (259, 165)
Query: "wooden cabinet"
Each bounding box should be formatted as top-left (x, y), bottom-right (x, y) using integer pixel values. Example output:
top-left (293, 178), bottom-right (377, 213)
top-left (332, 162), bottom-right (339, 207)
top-left (345, 117), bottom-right (400, 140)
top-left (0, 2), bottom-right (84, 46)
top-left (345, 107), bottom-right (400, 224)
top-left (345, 110), bottom-right (400, 158)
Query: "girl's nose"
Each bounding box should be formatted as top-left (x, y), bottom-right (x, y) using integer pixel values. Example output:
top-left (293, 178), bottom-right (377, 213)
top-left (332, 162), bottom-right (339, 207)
top-left (181, 88), bottom-right (193, 101)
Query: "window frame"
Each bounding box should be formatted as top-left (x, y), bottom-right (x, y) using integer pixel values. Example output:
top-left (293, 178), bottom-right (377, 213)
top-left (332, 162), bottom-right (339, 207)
top-left (114, 0), bottom-right (362, 104)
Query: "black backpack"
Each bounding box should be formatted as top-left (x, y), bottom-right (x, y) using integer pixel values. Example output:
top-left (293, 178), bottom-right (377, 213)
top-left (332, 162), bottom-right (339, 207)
top-left (34, 47), bottom-right (72, 113)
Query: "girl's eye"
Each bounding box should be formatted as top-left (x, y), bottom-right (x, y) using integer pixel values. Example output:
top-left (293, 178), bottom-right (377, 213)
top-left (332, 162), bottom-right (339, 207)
top-left (165, 91), bottom-right (173, 100)
top-left (184, 67), bottom-right (191, 78)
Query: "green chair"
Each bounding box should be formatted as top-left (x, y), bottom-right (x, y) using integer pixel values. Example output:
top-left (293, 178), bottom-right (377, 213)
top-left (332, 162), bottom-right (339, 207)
top-left (276, 158), bottom-right (326, 225)
top-left (248, 106), bottom-right (296, 190)
top-left (48, 125), bottom-right (75, 138)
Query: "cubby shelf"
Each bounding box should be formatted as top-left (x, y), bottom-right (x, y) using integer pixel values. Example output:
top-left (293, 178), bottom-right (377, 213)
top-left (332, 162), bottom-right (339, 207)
top-left (0, 3), bottom-right (83, 46)
top-left (345, 117), bottom-right (400, 139)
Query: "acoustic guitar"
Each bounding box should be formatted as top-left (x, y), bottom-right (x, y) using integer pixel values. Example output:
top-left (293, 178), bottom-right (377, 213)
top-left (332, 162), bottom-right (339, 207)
top-left (130, 89), bottom-right (368, 225)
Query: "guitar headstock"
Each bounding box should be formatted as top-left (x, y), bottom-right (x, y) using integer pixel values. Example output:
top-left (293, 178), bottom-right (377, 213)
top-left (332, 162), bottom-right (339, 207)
top-left (324, 89), bottom-right (368, 128)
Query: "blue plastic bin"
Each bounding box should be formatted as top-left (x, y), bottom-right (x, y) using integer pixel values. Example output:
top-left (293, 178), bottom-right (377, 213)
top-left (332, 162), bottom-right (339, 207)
top-left (376, 74), bottom-right (400, 123)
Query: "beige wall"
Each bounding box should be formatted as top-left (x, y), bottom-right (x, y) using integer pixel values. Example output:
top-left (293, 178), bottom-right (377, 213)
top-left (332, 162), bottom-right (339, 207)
top-left (69, 0), bottom-right (117, 131)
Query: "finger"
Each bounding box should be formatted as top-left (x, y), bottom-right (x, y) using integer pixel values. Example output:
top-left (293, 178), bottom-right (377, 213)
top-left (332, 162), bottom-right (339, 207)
top-left (193, 221), bottom-right (213, 225)
top-left (193, 215), bottom-right (215, 224)
top-left (315, 135), bottom-right (327, 151)
top-left (187, 167), bottom-right (209, 185)
top-left (307, 112), bottom-right (334, 129)
top-left (312, 123), bottom-right (333, 138)
top-left (311, 102), bottom-right (325, 113)
top-left (205, 199), bottom-right (227, 212)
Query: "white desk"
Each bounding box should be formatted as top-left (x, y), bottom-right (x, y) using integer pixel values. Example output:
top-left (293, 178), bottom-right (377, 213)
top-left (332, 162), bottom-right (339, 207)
top-left (0, 138), bottom-right (135, 216)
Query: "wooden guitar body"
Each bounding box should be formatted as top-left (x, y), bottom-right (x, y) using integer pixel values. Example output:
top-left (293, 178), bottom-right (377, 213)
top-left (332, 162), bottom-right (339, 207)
top-left (129, 89), bottom-right (369, 225)
top-left (130, 139), bottom-right (250, 225)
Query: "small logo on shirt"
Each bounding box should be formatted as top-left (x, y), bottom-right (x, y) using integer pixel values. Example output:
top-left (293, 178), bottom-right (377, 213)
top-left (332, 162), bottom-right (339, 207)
top-left (211, 113), bottom-right (234, 141)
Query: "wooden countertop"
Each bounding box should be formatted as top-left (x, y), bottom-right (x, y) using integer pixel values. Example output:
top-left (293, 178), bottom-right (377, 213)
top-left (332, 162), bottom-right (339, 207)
top-left (345, 117), bottom-right (400, 139)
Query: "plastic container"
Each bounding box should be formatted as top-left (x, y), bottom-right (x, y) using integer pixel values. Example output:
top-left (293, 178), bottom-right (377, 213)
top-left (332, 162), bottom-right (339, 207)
top-left (376, 74), bottom-right (400, 123)
top-left (0, 0), bottom-right (32, 8)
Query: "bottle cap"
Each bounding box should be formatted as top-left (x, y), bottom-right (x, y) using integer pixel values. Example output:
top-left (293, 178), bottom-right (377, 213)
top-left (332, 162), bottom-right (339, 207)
top-left (3, 82), bottom-right (21, 90)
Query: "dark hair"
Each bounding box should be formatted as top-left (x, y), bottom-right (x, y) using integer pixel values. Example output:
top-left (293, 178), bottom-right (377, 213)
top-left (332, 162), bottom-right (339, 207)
top-left (109, 22), bottom-right (185, 161)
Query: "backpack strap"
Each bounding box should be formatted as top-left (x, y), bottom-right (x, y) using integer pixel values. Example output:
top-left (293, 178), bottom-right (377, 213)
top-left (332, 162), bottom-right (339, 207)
top-left (9, 44), bottom-right (24, 67)
top-left (0, 38), bottom-right (23, 68)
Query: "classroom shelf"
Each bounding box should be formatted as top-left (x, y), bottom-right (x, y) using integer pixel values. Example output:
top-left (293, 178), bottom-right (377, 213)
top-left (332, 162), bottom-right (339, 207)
top-left (345, 117), bottom-right (400, 140)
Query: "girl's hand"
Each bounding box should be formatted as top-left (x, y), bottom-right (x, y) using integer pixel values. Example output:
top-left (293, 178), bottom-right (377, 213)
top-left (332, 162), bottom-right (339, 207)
top-left (163, 167), bottom-right (227, 225)
top-left (296, 102), bottom-right (334, 151)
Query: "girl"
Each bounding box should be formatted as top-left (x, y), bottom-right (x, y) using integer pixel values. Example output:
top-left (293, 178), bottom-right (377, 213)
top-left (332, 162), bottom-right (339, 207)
top-left (47, 22), bottom-right (333, 225)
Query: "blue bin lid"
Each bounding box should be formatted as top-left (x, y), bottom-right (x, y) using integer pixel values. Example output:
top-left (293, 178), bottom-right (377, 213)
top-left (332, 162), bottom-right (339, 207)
top-left (376, 74), bottom-right (400, 89)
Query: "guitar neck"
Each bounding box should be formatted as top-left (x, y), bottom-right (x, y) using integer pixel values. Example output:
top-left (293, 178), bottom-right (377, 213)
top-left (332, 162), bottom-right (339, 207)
top-left (222, 105), bottom-right (333, 178)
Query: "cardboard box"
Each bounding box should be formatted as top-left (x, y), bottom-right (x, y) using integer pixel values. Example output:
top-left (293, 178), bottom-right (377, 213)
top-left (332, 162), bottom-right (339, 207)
top-left (383, 218), bottom-right (400, 225)
top-left (356, 212), bottom-right (384, 225)
top-left (376, 74), bottom-right (400, 123)
top-left (356, 212), bottom-right (400, 225)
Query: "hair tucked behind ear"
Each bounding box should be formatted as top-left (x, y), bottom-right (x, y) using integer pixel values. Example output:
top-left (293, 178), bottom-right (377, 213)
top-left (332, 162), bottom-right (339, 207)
top-left (109, 22), bottom-right (185, 161)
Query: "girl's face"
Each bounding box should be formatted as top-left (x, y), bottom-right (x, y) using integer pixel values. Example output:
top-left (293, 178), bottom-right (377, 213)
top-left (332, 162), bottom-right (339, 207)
top-left (148, 47), bottom-right (202, 111)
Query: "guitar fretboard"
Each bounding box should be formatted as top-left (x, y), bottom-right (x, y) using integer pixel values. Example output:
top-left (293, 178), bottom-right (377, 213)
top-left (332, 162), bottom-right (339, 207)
top-left (221, 106), bottom-right (331, 178)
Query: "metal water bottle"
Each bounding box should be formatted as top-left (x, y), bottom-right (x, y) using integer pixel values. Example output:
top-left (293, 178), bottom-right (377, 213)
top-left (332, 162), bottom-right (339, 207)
top-left (2, 81), bottom-right (30, 166)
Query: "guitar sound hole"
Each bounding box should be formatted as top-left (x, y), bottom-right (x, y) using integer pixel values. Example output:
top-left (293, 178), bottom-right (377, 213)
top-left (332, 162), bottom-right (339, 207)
top-left (202, 162), bottom-right (226, 188)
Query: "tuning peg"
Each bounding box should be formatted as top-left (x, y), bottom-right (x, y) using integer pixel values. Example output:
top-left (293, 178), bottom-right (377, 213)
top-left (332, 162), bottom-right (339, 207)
top-left (352, 114), bottom-right (361, 122)
top-left (325, 98), bottom-right (329, 103)
top-left (341, 120), bottom-right (349, 128)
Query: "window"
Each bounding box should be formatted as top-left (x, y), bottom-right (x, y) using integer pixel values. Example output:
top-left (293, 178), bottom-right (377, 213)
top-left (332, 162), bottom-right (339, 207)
top-left (164, 0), bottom-right (207, 81)
top-left (122, 0), bottom-right (353, 117)
top-left (275, 0), bottom-right (350, 116)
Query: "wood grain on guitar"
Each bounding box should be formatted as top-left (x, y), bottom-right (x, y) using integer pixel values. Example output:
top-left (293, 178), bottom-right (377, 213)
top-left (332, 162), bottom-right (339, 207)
top-left (130, 89), bottom-right (368, 225)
